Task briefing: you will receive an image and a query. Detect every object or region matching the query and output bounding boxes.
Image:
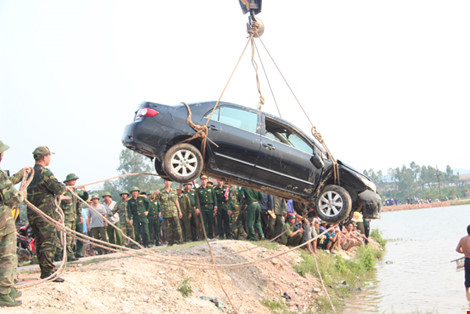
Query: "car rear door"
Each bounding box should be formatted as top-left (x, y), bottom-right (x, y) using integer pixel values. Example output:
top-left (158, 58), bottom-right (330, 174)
top-left (202, 105), bottom-right (261, 181)
top-left (252, 116), bottom-right (321, 197)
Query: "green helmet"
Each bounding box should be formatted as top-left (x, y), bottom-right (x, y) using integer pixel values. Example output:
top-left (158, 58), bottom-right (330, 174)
top-left (0, 140), bottom-right (10, 154)
top-left (120, 190), bottom-right (129, 196)
top-left (102, 191), bottom-right (112, 198)
top-left (130, 186), bottom-right (140, 192)
top-left (90, 194), bottom-right (100, 200)
top-left (64, 173), bottom-right (79, 183)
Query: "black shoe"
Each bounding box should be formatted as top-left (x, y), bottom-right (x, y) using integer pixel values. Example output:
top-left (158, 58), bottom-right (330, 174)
top-left (52, 277), bottom-right (65, 283)
top-left (67, 256), bottom-right (77, 262)
top-left (75, 254), bottom-right (83, 258)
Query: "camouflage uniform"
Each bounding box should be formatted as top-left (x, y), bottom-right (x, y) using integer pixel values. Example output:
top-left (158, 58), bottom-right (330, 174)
top-left (109, 199), bottom-right (133, 247)
top-left (147, 197), bottom-right (161, 246)
top-left (280, 222), bottom-right (302, 246)
top-left (27, 164), bottom-right (66, 278)
top-left (240, 187), bottom-right (264, 241)
top-left (127, 195), bottom-right (150, 247)
top-left (196, 185), bottom-right (217, 238)
top-left (58, 188), bottom-right (78, 260)
top-left (74, 189), bottom-right (88, 257)
top-left (157, 189), bottom-right (182, 245)
top-left (184, 187), bottom-right (201, 241)
top-left (0, 168), bottom-right (24, 296)
top-left (269, 196), bottom-right (287, 238)
top-left (228, 186), bottom-right (247, 239)
top-left (214, 184), bottom-right (230, 239)
top-left (177, 193), bottom-right (191, 242)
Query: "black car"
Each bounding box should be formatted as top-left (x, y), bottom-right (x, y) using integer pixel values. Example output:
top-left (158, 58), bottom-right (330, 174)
top-left (122, 101), bottom-right (381, 222)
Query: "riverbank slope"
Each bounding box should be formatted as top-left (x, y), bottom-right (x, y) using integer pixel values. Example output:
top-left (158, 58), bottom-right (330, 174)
top-left (10, 239), bottom-right (383, 313)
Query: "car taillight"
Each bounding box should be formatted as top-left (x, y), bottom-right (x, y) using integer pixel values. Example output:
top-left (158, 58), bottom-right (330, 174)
top-left (135, 108), bottom-right (159, 119)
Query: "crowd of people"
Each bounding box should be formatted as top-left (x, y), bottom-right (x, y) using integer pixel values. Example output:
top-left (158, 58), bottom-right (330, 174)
top-left (79, 175), bottom-right (372, 258)
top-left (0, 141), bottom-right (372, 308)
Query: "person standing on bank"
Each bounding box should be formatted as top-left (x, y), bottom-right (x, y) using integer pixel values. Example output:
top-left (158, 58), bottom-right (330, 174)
top-left (59, 173), bottom-right (87, 261)
top-left (239, 187), bottom-right (264, 241)
top-left (0, 141), bottom-right (28, 306)
top-left (196, 175), bottom-right (217, 239)
top-left (102, 192), bottom-right (121, 246)
top-left (456, 225), bottom-right (470, 301)
top-left (147, 192), bottom-right (161, 246)
top-left (155, 180), bottom-right (183, 245)
top-left (109, 190), bottom-right (134, 247)
top-left (127, 187), bottom-right (150, 247)
top-left (214, 180), bottom-right (231, 239)
top-left (183, 182), bottom-right (201, 241)
top-left (86, 194), bottom-right (108, 255)
top-left (27, 146), bottom-right (66, 283)
top-left (177, 187), bottom-right (192, 242)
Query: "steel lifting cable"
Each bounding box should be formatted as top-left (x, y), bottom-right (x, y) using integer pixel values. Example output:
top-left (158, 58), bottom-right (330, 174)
top-left (254, 35), bottom-right (341, 185)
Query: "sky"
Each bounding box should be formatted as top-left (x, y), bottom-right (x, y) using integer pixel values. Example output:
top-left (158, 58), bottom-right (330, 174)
top-left (1, 0), bottom-right (469, 187)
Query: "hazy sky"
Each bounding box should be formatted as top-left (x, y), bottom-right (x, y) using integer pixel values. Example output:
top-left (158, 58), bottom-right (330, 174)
top-left (1, 0), bottom-right (469, 187)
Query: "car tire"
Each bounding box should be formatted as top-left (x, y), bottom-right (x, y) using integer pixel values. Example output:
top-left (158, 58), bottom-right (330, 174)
top-left (315, 185), bottom-right (352, 223)
top-left (162, 143), bottom-right (203, 183)
top-left (154, 158), bottom-right (169, 179)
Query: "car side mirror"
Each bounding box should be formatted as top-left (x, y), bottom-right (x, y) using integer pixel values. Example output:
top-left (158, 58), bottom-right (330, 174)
top-left (311, 154), bottom-right (324, 169)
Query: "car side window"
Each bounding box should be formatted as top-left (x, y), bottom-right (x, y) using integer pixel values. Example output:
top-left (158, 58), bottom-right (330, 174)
top-left (265, 118), bottom-right (314, 154)
top-left (213, 106), bottom-right (258, 133)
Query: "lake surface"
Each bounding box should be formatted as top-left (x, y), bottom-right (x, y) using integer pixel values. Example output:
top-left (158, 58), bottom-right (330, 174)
top-left (344, 204), bottom-right (470, 313)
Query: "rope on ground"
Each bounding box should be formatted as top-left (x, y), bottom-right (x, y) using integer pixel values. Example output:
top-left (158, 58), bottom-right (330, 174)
top-left (312, 252), bottom-right (337, 313)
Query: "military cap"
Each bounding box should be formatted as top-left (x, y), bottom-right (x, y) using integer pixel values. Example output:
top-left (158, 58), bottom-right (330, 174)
top-left (90, 194), bottom-right (100, 200)
top-left (0, 140), bottom-right (10, 154)
top-left (200, 174), bottom-right (208, 179)
top-left (64, 173), bottom-right (79, 183)
top-left (33, 146), bottom-right (54, 157)
top-left (183, 182), bottom-right (192, 186)
top-left (140, 191), bottom-right (147, 195)
top-left (130, 186), bottom-right (140, 192)
top-left (102, 192), bottom-right (112, 198)
top-left (208, 180), bottom-right (214, 185)
top-left (120, 190), bottom-right (129, 196)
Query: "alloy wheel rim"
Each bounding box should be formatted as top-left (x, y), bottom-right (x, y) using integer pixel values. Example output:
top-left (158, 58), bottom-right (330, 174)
top-left (318, 191), bottom-right (343, 217)
top-left (170, 149), bottom-right (197, 177)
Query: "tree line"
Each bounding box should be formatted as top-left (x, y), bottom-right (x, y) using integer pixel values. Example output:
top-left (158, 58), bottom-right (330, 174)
top-left (363, 162), bottom-right (468, 203)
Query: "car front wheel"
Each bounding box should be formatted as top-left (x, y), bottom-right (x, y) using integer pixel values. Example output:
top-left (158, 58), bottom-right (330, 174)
top-left (316, 185), bottom-right (352, 223)
top-left (162, 143), bottom-right (203, 183)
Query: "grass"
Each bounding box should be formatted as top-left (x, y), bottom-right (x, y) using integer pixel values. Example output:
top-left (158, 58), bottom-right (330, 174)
top-left (370, 229), bottom-right (387, 249)
top-left (292, 243), bottom-right (384, 312)
top-left (261, 298), bottom-right (288, 312)
top-left (177, 277), bottom-right (193, 297)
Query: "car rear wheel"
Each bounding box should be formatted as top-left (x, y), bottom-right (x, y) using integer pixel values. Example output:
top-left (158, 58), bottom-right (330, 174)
top-left (316, 185), bottom-right (351, 223)
top-left (154, 158), bottom-right (169, 179)
top-left (162, 143), bottom-right (203, 183)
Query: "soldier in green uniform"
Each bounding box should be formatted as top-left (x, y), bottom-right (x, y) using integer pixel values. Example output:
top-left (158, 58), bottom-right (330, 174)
top-left (0, 140), bottom-right (26, 307)
top-left (109, 190), bottom-right (134, 247)
top-left (177, 187), bottom-right (192, 242)
top-left (228, 185), bottom-right (247, 240)
top-left (214, 180), bottom-right (230, 239)
top-left (27, 146), bottom-right (66, 282)
top-left (59, 173), bottom-right (87, 262)
top-left (127, 187), bottom-right (150, 247)
top-left (155, 180), bottom-right (183, 245)
top-left (239, 187), bottom-right (264, 241)
top-left (269, 196), bottom-right (287, 238)
top-left (183, 182), bottom-right (201, 241)
top-left (280, 213), bottom-right (304, 246)
top-left (196, 175), bottom-right (217, 239)
top-left (147, 192), bottom-right (161, 246)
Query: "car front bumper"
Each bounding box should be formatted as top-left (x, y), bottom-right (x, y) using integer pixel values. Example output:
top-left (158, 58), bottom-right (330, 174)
top-left (359, 189), bottom-right (382, 219)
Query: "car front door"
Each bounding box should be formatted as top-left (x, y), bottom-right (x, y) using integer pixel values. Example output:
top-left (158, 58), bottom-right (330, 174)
top-left (252, 116), bottom-right (322, 198)
top-left (202, 105), bottom-right (260, 181)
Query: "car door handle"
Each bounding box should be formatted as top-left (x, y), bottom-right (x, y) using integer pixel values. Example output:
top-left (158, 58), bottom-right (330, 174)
top-left (208, 125), bottom-right (219, 131)
top-left (262, 143), bottom-right (275, 151)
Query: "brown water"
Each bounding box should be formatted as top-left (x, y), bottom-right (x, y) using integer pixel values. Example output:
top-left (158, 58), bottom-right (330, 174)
top-left (344, 204), bottom-right (470, 313)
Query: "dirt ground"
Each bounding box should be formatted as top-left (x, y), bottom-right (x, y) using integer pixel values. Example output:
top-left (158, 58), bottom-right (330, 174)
top-left (8, 240), bottom-right (327, 313)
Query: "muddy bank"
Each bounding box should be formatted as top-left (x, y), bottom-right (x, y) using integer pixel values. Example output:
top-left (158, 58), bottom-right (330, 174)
top-left (9, 240), bottom-right (329, 313)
